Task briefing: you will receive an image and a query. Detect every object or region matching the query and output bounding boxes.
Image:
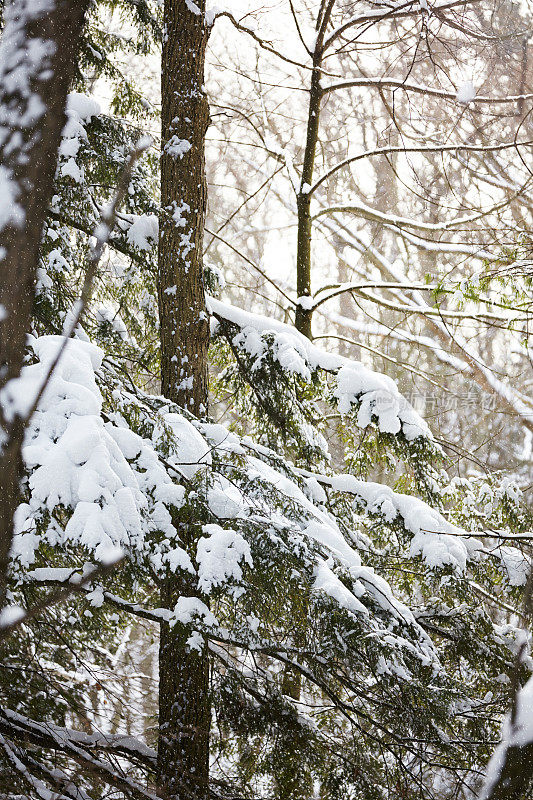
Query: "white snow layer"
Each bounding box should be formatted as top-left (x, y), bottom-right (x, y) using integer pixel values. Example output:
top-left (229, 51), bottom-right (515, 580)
top-left (58, 92), bottom-right (101, 183)
top-left (482, 673), bottom-right (533, 799)
top-left (7, 334), bottom-right (498, 655)
top-left (304, 471), bottom-right (476, 572)
top-left (0, 604), bottom-right (25, 629)
top-left (66, 91), bottom-right (101, 123)
top-left (456, 80), bottom-right (476, 103)
top-left (9, 336), bottom-right (190, 574)
top-left (125, 213), bottom-right (159, 250)
top-left (197, 523), bottom-right (252, 593)
top-left (208, 297), bottom-right (431, 441)
top-left (499, 546), bottom-right (530, 587)
top-left (11, 336), bottom-right (144, 563)
top-left (231, 451), bottom-right (418, 623)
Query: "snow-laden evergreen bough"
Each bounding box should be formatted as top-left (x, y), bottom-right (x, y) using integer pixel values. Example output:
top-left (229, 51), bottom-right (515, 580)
top-left (0, 0), bottom-right (92, 616)
top-left (2, 245), bottom-right (531, 797)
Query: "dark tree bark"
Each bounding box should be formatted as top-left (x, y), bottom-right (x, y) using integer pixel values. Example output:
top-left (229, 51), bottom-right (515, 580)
top-left (294, 0), bottom-right (336, 340)
top-left (158, 0), bottom-right (210, 415)
top-left (275, 659), bottom-right (313, 800)
top-left (157, 3), bottom-right (211, 799)
top-left (295, 65), bottom-right (322, 341)
top-left (158, 538), bottom-right (211, 800)
top-left (0, 0), bottom-right (90, 612)
top-left (286, 9), bottom-right (338, 796)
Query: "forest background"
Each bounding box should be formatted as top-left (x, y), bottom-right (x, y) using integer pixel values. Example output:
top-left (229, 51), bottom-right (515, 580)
top-left (0, 1), bottom-right (533, 799)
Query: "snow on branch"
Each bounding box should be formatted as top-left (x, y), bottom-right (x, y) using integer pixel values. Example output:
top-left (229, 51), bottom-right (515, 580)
top-left (319, 217), bottom-right (533, 437)
top-left (0, 707), bottom-right (156, 768)
top-left (321, 0), bottom-right (493, 51)
top-left (298, 468), bottom-right (479, 573)
top-left (8, 343), bottom-right (440, 655)
top-left (321, 76), bottom-right (533, 106)
top-left (387, 223), bottom-right (498, 262)
top-left (316, 308), bottom-right (469, 372)
top-left (209, 296), bottom-right (432, 441)
top-left (0, 709), bottom-right (159, 800)
top-left (482, 618), bottom-right (533, 799)
top-left (312, 199), bottom-right (505, 236)
top-left (6, 336), bottom-right (193, 581)
top-left (311, 139), bottom-right (533, 195)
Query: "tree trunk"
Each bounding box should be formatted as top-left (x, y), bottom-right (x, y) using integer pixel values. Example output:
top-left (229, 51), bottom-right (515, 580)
top-left (294, 0), bottom-right (336, 339)
top-left (284, 10), bottom-right (337, 798)
top-left (0, 0), bottom-right (90, 612)
top-left (157, 2), bottom-right (211, 799)
top-left (158, 0), bottom-right (210, 415)
top-left (295, 65), bottom-right (321, 341)
top-left (158, 554), bottom-right (211, 800)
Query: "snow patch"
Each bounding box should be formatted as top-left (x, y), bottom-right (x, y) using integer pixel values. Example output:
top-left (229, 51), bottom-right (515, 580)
top-left (209, 297), bottom-right (431, 441)
top-left (456, 81), bottom-right (476, 104)
top-left (125, 213), bottom-right (158, 251)
top-left (197, 523), bottom-right (252, 592)
top-left (0, 604), bottom-right (25, 629)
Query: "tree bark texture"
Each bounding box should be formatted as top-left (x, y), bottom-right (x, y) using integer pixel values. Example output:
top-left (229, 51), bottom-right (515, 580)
top-left (158, 0), bottom-right (210, 415)
top-left (295, 66), bottom-right (321, 341)
top-left (294, 1), bottom-right (336, 339)
top-left (158, 551), bottom-right (211, 800)
top-left (0, 0), bottom-right (90, 612)
top-left (157, 3), bottom-right (211, 799)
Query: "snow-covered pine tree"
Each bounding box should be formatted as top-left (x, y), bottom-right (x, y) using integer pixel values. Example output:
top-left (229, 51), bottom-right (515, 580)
top-left (0, 1), bottom-right (531, 799)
